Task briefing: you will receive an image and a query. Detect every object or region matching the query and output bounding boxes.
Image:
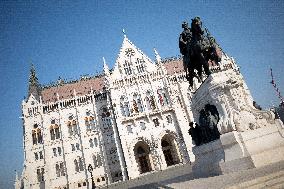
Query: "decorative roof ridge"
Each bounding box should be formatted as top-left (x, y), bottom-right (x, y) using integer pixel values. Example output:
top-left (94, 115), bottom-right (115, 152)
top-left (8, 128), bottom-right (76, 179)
top-left (161, 55), bottom-right (183, 63)
top-left (41, 73), bottom-right (104, 89)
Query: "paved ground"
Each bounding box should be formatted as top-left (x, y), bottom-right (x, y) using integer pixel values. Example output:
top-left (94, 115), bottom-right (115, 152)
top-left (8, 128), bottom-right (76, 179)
top-left (102, 161), bottom-right (284, 189)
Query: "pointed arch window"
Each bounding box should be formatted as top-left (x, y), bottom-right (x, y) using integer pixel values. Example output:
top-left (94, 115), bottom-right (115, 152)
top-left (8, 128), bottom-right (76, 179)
top-left (145, 91), bottom-right (156, 111)
top-left (36, 167), bottom-right (44, 182)
top-left (120, 96), bottom-right (130, 117)
top-left (85, 110), bottom-right (96, 132)
top-left (32, 124), bottom-right (43, 145)
top-left (89, 138), bottom-right (94, 148)
top-left (127, 125), bottom-right (133, 133)
top-left (124, 60), bottom-right (132, 75)
top-left (140, 122), bottom-right (146, 130)
top-left (166, 115), bottom-right (173, 124)
top-left (74, 159), bottom-right (79, 172)
top-left (89, 137), bottom-right (98, 148)
top-left (133, 93), bottom-right (144, 113)
top-left (50, 120), bottom-right (60, 140)
top-left (157, 89), bottom-right (169, 106)
top-left (74, 157), bottom-right (84, 172)
top-left (94, 137), bottom-right (98, 147)
top-left (93, 154), bottom-right (102, 168)
top-left (55, 162), bottom-right (65, 177)
top-left (67, 115), bottom-right (78, 136)
top-left (136, 58), bottom-right (145, 73)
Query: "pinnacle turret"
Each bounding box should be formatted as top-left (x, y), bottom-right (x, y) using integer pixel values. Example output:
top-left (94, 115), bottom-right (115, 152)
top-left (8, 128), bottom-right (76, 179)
top-left (154, 48), bottom-right (161, 63)
top-left (103, 57), bottom-right (110, 76)
top-left (28, 64), bottom-right (41, 101)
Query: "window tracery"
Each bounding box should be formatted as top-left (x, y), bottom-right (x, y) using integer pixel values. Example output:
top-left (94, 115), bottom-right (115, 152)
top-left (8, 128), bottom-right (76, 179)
top-left (136, 58), bottom-right (145, 73)
top-left (120, 96), bottom-right (130, 117)
top-left (145, 91), bottom-right (156, 111)
top-left (67, 115), bottom-right (78, 136)
top-left (85, 111), bottom-right (96, 132)
top-left (157, 89), bottom-right (169, 106)
top-left (153, 118), bottom-right (160, 127)
top-left (32, 124), bottom-right (43, 145)
top-left (89, 137), bottom-right (98, 148)
top-left (56, 162), bottom-right (65, 177)
top-left (123, 60), bottom-right (132, 75)
top-left (93, 154), bottom-right (102, 168)
top-left (36, 167), bottom-right (44, 182)
top-left (50, 119), bottom-right (60, 140)
top-left (133, 93), bottom-right (144, 113)
top-left (74, 157), bottom-right (84, 172)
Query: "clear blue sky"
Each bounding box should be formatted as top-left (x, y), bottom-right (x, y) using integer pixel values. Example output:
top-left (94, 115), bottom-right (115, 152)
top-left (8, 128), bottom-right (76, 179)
top-left (0, 1), bottom-right (283, 188)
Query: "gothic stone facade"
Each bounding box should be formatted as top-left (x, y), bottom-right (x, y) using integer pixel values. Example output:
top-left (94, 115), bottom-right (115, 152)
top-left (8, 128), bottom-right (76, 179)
top-left (16, 36), bottom-right (240, 189)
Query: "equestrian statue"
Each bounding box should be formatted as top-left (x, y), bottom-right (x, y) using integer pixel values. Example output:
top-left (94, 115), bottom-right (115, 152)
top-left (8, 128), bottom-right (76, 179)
top-left (179, 17), bottom-right (222, 87)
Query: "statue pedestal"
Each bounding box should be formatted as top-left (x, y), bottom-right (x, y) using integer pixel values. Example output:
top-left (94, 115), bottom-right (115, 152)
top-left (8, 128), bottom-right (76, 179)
top-left (190, 66), bottom-right (284, 177)
top-left (192, 131), bottom-right (254, 177)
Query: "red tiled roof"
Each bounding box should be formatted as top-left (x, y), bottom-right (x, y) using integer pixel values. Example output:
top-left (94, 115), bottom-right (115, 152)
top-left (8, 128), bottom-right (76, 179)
top-left (41, 77), bottom-right (104, 103)
top-left (41, 59), bottom-right (185, 103)
top-left (163, 59), bottom-right (184, 75)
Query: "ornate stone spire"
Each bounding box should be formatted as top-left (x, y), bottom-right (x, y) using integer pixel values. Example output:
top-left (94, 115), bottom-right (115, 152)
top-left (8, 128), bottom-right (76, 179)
top-left (122, 28), bottom-right (127, 38)
top-left (154, 48), bottom-right (161, 63)
top-left (103, 57), bottom-right (110, 76)
top-left (28, 64), bottom-right (41, 101)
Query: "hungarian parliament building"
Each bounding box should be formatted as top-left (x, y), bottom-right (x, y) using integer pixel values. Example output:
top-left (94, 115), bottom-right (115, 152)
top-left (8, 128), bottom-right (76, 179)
top-left (15, 35), bottom-right (242, 189)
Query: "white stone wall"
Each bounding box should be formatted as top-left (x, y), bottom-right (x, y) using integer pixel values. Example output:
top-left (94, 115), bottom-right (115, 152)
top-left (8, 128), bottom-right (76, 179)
top-left (17, 36), bottom-right (198, 188)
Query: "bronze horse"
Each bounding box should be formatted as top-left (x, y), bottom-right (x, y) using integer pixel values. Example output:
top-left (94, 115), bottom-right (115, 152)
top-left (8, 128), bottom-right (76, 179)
top-left (179, 17), bottom-right (221, 87)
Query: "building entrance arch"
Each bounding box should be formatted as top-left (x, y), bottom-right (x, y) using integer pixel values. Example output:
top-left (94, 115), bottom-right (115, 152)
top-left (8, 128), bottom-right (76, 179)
top-left (134, 141), bottom-right (152, 174)
top-left (161, 135), bottom-right (180, 166)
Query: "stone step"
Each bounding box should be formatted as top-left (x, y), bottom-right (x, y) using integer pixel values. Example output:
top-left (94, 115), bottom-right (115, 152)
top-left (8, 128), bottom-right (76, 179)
top-left (102, 161), bottom-right (284, 189)
top-left (229, 170), bottom-right (284, 189)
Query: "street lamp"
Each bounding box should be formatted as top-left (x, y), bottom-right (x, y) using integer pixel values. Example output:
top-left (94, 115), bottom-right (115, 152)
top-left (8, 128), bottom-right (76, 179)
top-left (88, 164), bottom-right (96, 189)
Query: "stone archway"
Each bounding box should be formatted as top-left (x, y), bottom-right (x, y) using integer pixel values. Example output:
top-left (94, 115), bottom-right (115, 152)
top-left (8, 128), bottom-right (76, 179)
top-left (134, 141), bottom-right (152, 174)
top-left (161, 135), bottom-right (180, 167)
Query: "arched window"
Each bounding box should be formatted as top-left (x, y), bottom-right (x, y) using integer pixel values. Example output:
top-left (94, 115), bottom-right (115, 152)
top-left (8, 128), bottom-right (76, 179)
top-left (145, 91), bottom-right (156, 111)
top-left (127, 125), bottom-right (133, 133)
top-left (157, 89), bottom-right (169, 106)
top-left (56, 164), bottom-right (60, 177)
top-left (133, 93), bottom-right (143, 113)
top-left (136, 58), bottom-right (145, 73)
top-left (120, 96), bottom-right (130, 117)
top-left (79, 157), bottom-right (84, 171)
top-left (67, 115), bottom-right (78, 136)
top-left (50, 119), bottom-right (60, 140)
top-left (153, 118), bottom-right (160, 127)
top-left (94, 137), bottom-right (98, 147)
top-left (93, 154), bottom-right (102, 168)
top-left (32, 124), bottom-right (42, 145)
top-left (97, 155), bottom-right (102, 167)
top-left (85, 110), bottom-right (96, 132)
top-left (32, 130), bottom-right (37, 145)
top-left (55, 162), bottom-right (65, 177)
top-left (37, 129), bottom-right (43, 144)
top-left (140, 122), bottom-right (146, 130)
top-left (74, 159), bottom-right (79, 172)
top-left (124, 60), bottom-right (132, 75)
top-left (74, 157), bottom-right (83, 172)
top-left (89, 139), bottom-right (94, 148)
top-left (37, 167), bottom-right (44, 182)
top-left (166, 115), bottom-right (173, 124)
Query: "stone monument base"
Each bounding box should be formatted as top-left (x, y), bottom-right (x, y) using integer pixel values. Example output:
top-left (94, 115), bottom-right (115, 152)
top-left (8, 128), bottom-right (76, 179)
top-left (189, 61), bottom-right (284, 178)
top-left (192, 123), bottom-right (284, 178)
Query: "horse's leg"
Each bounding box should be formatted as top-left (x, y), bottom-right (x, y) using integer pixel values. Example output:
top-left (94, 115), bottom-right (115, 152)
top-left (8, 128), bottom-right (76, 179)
top-left (196, 63), bottom-right (203, 82)
top-left (188, 63), bottom-right (194, 87)
top-left (200, 53), bottom-right (211, 76)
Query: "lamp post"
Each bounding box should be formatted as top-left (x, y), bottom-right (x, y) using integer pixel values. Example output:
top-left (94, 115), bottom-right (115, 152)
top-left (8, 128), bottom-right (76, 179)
top-left (88, 164), bottom-right (96, 189)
